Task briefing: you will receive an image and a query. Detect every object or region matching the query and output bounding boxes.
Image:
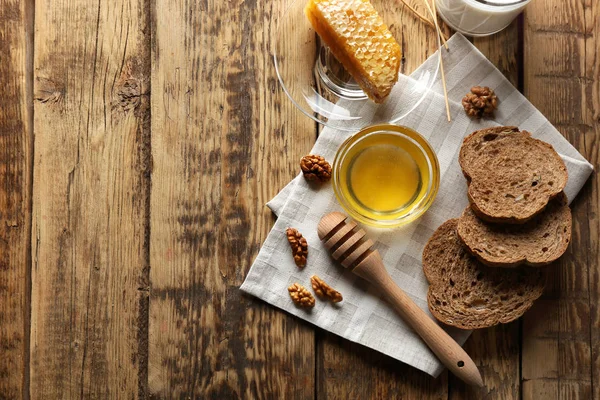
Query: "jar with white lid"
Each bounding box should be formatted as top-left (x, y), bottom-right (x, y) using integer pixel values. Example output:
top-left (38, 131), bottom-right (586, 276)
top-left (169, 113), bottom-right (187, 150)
top-left (436, 0), bottom-right (531, 37)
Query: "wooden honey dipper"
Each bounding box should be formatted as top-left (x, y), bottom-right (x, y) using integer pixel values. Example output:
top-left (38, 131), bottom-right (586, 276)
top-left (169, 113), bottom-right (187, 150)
top-left (318, 212), bottom-right (484, 387)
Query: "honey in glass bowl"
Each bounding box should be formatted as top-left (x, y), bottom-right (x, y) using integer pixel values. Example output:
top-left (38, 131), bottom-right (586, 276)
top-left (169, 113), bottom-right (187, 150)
top-left (332, 124), bottom-right (440, 227)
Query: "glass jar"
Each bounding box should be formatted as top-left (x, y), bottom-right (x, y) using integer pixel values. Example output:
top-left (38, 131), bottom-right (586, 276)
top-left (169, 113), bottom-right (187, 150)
top-left (436, 0), bottom-right (532, 37)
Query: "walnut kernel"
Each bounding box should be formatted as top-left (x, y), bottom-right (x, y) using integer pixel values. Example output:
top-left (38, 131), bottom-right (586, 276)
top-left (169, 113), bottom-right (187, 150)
top-left (300, 155), bottom-right (332, 182)
top-left (288, 283), bottom-right (315, 308)
top-left (286, 228), bottom-right (308, 267)
top-left (462, 86), bottom-right (498, 118)
top-left (311, 275), bottom-right (343, 303)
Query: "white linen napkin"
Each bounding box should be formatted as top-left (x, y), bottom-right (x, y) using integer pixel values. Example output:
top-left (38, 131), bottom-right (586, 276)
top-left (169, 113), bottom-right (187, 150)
top-left (240, 34), bottom-right (593, 377)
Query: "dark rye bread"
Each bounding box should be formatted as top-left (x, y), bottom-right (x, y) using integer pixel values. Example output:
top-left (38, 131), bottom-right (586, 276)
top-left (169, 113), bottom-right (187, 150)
top-left (422, 220), bottom-right (545, 329)
top-left (459, 126), bottom-right (519, 181)
top-left (459, 126), bottom-right (568, 224)
top-left (457, 192), bottom-right (571, 268)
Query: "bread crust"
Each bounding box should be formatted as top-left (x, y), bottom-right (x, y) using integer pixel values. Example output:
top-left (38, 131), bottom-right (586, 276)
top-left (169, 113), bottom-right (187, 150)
top-left (457, 192), bottom-right (571, 268)
top-left (459, 126), bottom-right (568, 224)
top-left (422, 220), bottom-right (545, 330)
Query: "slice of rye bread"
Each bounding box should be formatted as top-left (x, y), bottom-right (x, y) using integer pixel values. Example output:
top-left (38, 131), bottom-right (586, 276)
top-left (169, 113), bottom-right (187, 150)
top-left (457, 192), bottom-right (571, 268)
top-left (459, 126), bottom-right (568, 224)
top-left (422, 219), bottom-right (545, 329)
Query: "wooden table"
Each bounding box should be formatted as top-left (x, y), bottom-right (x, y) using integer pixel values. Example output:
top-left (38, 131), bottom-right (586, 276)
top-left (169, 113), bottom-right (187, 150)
top-left (0, 0), bottom-right (598, 398)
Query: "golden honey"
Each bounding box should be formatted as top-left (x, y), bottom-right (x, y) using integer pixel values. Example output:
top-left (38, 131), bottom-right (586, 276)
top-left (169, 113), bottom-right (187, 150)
top-left (333, 124), bottom-right (439, 227)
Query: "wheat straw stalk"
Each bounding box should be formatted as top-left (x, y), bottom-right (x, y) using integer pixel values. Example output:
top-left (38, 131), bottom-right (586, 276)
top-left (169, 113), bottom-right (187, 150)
top-left (398, 0), bottom-right (448, 43)
top-left (429, 0), bottom-right (452, 121)
top-left (420, 0), bottom-right (449, 50)
top-left (430, 0), bottom-right (448, 48)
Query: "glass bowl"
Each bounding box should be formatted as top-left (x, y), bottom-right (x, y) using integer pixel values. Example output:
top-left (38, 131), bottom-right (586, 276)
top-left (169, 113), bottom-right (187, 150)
top-left (332, 124), bottom-right (440, 227)
top-left (273, 0), bottom-right (441, 131)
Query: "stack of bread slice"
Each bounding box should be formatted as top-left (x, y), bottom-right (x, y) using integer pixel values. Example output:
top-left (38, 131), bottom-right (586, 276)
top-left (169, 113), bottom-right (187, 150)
top-left (423, 127), bottom-right (572, 329)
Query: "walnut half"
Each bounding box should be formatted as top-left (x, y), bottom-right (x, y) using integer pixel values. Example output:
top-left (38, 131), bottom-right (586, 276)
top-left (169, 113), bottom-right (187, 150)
top-left (300, 155), bottom-right (332, 182)
top-left (286, 228), bottom-right (308, 267)
top-left (311, 275), bottom-right (343, 303)
top-left (462, 86), bottom-right (498, 118)
top-left (288, 283), bottom-right (315, 308)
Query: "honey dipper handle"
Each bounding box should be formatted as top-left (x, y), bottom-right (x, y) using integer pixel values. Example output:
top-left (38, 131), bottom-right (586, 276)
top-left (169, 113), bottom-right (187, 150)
top-left (353, 252), bottom-right (484, 387)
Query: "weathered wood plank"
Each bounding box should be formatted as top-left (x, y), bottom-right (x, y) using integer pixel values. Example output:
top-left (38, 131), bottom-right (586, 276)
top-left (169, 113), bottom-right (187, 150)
top-left (448, 324), bottom-right (520, 400)
top-left (522, 0), bottom-right (598, 398)
top-left (473, 20), bottom-right (521, 89)
top-left (447, 21), bottom-right (522, 400)
top-left (148, 0), bottom-right (315, 397)
top-left (583, 4), bottom-right (600, 399)
top-left (0, 1), bottom-right (33, 398)
top-left (31, 0), bottom-right (151, 397)
top-left (316, 2), bottom-right (450, 397)
top-left (317, 333), bottom-right (448, 399)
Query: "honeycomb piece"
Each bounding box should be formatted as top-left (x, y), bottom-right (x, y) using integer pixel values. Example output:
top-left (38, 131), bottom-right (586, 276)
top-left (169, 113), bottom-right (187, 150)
top-left (305, 0), bottom-right (401, 103)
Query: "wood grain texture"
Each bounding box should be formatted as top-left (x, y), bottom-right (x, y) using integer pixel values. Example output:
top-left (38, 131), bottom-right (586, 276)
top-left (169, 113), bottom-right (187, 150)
top-left (448, 20), bottom-right (522, 400)
top-left (473, 19), bottom-right (521, 89)
top-left (584, 4), bottom-right (600, 400)
top-left (522, 0), bottom-right (599, 398)
top-left (31, 0), bottom-right (151, 397)
top-left (0, 0), bottom-right (32, 398)
top-left (148, 0), bottom-right (315, 397)
top-left (317, 333), bottom-right (448, 399)
top-left (317, 1), bottom-right (452, 397)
